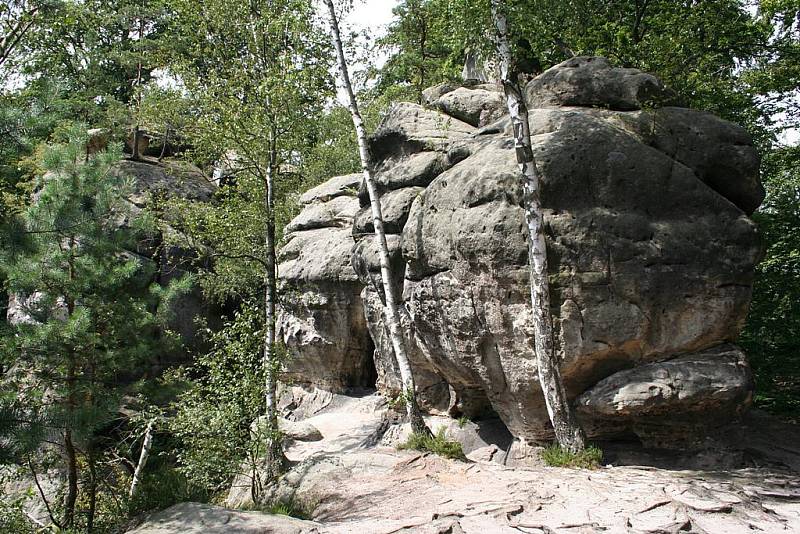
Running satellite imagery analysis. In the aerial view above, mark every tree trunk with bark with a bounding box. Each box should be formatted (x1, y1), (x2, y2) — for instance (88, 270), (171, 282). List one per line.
(324, 0), (430, 437)
(62, 426), (78, 527)
(63, 258), (79, 527)
(260, 128), (289, 487)
(129, 421), (154, 498)
(87, 449), (98, 532)
(490, 0), (587, 453)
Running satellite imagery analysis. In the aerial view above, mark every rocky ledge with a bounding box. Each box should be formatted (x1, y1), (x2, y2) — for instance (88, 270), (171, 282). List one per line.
(277, 56), (764, 449)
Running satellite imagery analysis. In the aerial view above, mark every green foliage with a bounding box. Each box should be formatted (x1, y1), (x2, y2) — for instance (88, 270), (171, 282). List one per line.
(0, 130), (187, 528)
(457, 415), (469, 428)
(541, 444), (603, 469)
(16, 0), (169, 127)
(127, 465), (209, 517)
(372, 0), (467, 101)
(301, 105), (362, 188)
(244, 496), (316, 520)
(168, 302), (266, 492)
(399, 427), (467, 460)
(742, 146), (800, 421)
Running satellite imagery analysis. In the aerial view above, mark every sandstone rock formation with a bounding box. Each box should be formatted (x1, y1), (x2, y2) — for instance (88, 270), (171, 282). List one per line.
(278, 173), (377, 391)
(277, 57), (764, 448)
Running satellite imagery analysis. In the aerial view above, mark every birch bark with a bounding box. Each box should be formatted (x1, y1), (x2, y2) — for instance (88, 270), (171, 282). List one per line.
(129, 421), (154, 498)
(490, 0), (587, 453)
(324, 0), (430, 436)
(261, 126), (289, 482)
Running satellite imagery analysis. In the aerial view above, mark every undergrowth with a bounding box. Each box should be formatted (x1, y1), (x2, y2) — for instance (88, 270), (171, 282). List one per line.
(246, 497), (316, 520)
(398, 427), (466, 460)
(266, 499), (315, 520)
(541, 444), (603, 469)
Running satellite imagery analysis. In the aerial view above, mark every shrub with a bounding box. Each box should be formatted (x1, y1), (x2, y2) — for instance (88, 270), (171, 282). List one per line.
(541, 444), (603, 469)
(128, 465), (210, 516)
(398, 427), (466, 461)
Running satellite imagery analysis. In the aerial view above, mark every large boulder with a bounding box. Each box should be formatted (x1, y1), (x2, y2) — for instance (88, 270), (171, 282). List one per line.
(277, 57), (763, 447)
(525, 56), (679, 111)
(422, 82), (506, 127)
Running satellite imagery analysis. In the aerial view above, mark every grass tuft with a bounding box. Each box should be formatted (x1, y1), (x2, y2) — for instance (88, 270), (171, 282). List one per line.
(246, 496), (316, 520)
(541, 444), (603, 469)
(398, 427), (467, 460)
(267, 501), (309, 519)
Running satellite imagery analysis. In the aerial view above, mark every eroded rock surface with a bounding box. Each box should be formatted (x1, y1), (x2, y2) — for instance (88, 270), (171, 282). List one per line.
(127, 502), (318, 534)
(278, 176), (375, 392)
(277, 56), (764, 446)
(210, 393), (800, 534)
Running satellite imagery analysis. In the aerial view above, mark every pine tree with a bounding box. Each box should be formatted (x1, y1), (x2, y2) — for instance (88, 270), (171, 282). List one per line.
(0, 128), (186, 528)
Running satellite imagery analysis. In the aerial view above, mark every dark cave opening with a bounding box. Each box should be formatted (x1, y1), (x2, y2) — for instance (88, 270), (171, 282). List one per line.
(361, 334), (378, 389)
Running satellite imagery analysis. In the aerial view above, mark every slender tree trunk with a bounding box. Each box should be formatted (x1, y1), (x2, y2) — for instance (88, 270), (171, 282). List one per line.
(158, 127), (169, 161)
(129, 421), (154, 498)
(261, 128), (289, 486)
(28, 458), (61, 529)
(87, 449), (97, 533)
(324, 0), (430, 437)
(63, 422), (78, 527)
(63, 259), (79, 526)
(490, 0), (586, 453)
(132, 18), (145, 161)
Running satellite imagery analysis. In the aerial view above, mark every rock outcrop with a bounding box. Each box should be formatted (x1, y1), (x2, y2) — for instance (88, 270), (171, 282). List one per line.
(278, 174), (376, 391)
(277, 57), (764, 447)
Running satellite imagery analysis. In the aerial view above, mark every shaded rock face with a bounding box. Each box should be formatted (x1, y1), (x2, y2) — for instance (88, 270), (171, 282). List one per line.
(116, 159), (219, 356)
(6, 158), (220, 357)
(277, 57), (763, 446)
(277, 174), (377, 392)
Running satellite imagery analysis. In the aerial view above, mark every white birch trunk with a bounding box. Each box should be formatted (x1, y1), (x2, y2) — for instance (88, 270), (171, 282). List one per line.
(129, 421), (154, 498)
(490, 0), (587, 453)
(262, 127), (289, 482)
(324, 0), (430, 436)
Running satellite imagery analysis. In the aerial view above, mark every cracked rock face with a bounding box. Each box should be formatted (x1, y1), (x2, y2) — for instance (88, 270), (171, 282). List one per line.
(277, 57), (763, 446)
(278, 175), (377, 392)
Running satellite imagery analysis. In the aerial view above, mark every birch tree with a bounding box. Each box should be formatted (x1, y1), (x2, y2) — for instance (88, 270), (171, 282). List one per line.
(324, 0), (431, 437)
(128, 421), (154, 498)
(490, 0), (587, 453)
(165, 0), (330, 491)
